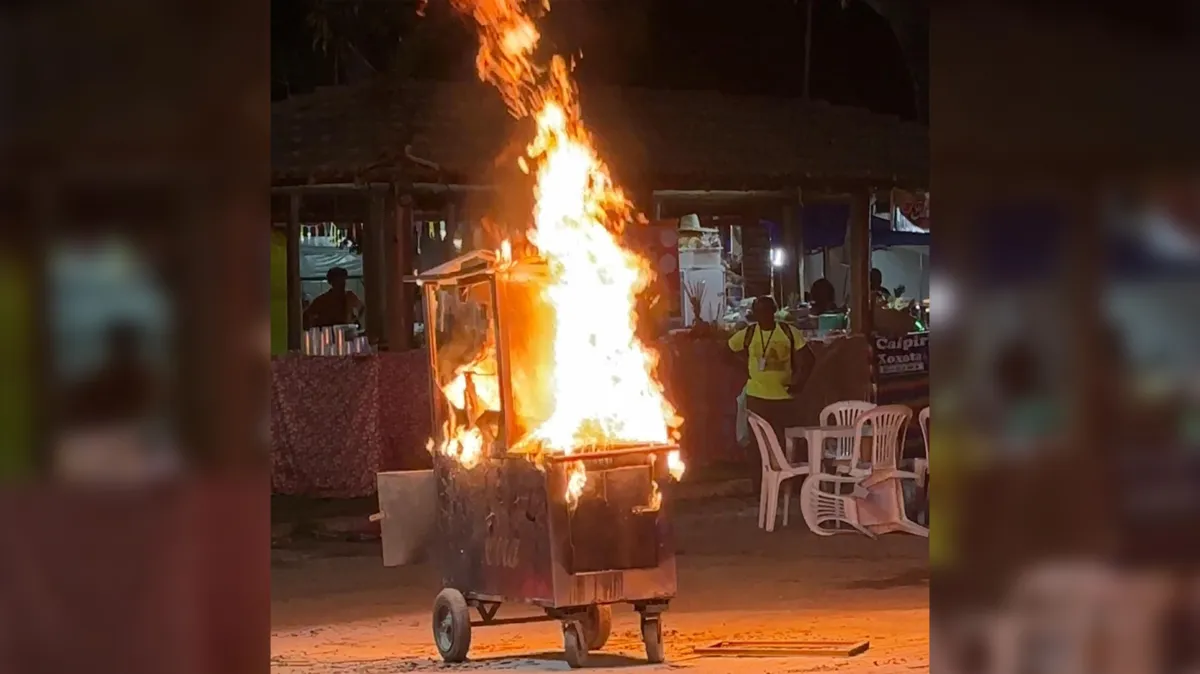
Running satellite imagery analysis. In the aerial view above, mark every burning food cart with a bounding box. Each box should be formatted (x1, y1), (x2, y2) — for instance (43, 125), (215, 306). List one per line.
(411, 248), (683, 668)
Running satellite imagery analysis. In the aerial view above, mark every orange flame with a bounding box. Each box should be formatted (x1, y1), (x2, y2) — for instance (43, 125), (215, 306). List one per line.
(447, 0), (683, 503)
(428, 424), (485, 469)
(442, 348), (502, 414)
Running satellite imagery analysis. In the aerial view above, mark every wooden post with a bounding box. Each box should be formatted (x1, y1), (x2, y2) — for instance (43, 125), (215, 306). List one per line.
(444, 201), (458, 259)
(795, 188), (805, 296)
(780, 201), (799, 303)
(847, 189), (872, 335)
(286, 192), (302, 351)
(741, 207), (772, 300)
(29, 177), (56, 474)
(364, 187), (386, 345)
(399, 194), (415, 349)
(382, 187), (401, 351)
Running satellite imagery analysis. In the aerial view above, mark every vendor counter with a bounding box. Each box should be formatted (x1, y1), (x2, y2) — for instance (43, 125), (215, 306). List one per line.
(270, 350), (432, 498)
(269, 333), (887, 498)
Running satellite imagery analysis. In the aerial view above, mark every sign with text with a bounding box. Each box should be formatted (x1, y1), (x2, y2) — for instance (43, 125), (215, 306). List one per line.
(874, 331), (929, 378)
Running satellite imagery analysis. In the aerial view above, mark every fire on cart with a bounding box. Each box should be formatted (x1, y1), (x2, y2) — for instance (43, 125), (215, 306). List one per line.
(409, 247), (684, 668)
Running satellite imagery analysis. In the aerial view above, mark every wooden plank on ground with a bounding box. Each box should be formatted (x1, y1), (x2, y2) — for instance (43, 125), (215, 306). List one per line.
(692, 639), (870, 657)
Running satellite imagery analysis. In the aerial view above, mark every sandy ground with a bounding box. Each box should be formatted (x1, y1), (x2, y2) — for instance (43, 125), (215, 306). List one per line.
(271, 496), (929, 673)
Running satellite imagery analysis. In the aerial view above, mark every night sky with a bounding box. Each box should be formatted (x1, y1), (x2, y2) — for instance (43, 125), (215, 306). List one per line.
(273, 0), (919, 120)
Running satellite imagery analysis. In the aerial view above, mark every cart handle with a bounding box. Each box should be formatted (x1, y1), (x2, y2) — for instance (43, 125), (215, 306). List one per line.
(544, 445), (680, 464)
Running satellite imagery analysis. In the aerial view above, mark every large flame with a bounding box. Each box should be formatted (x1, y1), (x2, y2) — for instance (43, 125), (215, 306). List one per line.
(441, 0), (683, 502)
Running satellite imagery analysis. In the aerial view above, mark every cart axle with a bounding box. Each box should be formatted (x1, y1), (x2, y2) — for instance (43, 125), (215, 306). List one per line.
(470, 614), (556, 628)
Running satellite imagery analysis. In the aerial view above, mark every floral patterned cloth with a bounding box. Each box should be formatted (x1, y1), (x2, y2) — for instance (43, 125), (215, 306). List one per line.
(270, 351), (432, 497)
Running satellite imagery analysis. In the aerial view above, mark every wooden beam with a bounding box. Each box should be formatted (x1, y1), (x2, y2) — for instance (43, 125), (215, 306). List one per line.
(847, 190), (873, 336)
(411, 182), (495, 194)
(271, 183), (378, 195)
(653, 189), (791, 200)
(286, 192), (302, 351)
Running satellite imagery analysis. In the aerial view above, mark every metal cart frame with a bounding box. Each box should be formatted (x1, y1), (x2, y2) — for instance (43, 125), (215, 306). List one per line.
(411, 251), (678, 668)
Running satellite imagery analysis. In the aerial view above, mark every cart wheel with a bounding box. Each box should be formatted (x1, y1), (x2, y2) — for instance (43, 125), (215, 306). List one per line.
(432, 588), (472, 663)
(641, 616), (665, 664)
(581, 604), (612, 650)
(563, 620), (589, 668)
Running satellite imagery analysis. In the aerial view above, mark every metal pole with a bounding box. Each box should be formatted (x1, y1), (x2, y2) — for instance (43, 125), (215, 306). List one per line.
(803, 0), (814, 100)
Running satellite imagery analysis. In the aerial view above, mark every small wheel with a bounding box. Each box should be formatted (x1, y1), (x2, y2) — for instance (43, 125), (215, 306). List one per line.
(581, 604), (612, 650)
(563, 621), (589, 668)
(432, 588), (472, 663)
(641, 616), (664, 664)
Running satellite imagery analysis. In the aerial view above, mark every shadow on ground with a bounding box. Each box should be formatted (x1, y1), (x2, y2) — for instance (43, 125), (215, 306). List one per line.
(841, 567), (929, 590)
(465, 652), (649, 669)
(357, 652), (649, 671)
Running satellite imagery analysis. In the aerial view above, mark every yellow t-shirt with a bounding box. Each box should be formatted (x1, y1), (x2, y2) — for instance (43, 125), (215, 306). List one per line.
(728, 323), (805, 400)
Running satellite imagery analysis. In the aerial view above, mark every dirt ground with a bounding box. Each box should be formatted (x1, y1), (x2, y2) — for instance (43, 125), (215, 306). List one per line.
(271, 496), (929, 673)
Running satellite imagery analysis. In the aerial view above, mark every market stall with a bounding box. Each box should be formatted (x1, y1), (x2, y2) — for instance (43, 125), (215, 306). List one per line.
(270, 74), (928, 498)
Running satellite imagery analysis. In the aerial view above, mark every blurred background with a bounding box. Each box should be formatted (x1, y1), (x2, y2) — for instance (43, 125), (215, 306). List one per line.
(931, 4), (1200, 671)
(0, 1), (267, 672)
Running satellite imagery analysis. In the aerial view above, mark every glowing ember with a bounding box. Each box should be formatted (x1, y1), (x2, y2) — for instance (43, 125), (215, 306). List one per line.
(667, 450), (686, 481)
(446, 0), (684, 503)
(428, 424), (485, 469)
(633, 481), (663, 514)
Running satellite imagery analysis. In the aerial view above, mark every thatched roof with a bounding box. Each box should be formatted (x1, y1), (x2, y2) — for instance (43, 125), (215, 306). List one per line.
(272, 78), (927, 189)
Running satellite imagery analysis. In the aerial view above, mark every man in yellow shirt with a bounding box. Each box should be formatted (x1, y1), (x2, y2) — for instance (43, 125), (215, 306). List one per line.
(729, 296), (813, 491)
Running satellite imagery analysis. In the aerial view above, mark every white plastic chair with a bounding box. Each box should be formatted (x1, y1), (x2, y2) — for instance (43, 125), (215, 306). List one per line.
(860, 474), (929, 537)
(850, 405), (913, 474)
(846, 405), (927, 537)
(917, 406), (931, 460)
(798, 474), (875, 537)
(820, 400), (877, 463)
(915, 406), (930, 488)
(747, 412), (810, 532)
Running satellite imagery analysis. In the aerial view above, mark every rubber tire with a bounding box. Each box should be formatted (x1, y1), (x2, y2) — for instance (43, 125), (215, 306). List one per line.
(563, 621), (589, 668)
(582, 604), (612, 650)
(642, 617), (664, 664)
(432, 588), (472, 663)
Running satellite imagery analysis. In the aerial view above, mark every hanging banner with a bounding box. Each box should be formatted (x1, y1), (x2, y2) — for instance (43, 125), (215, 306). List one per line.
(892, 189), (930, 231)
